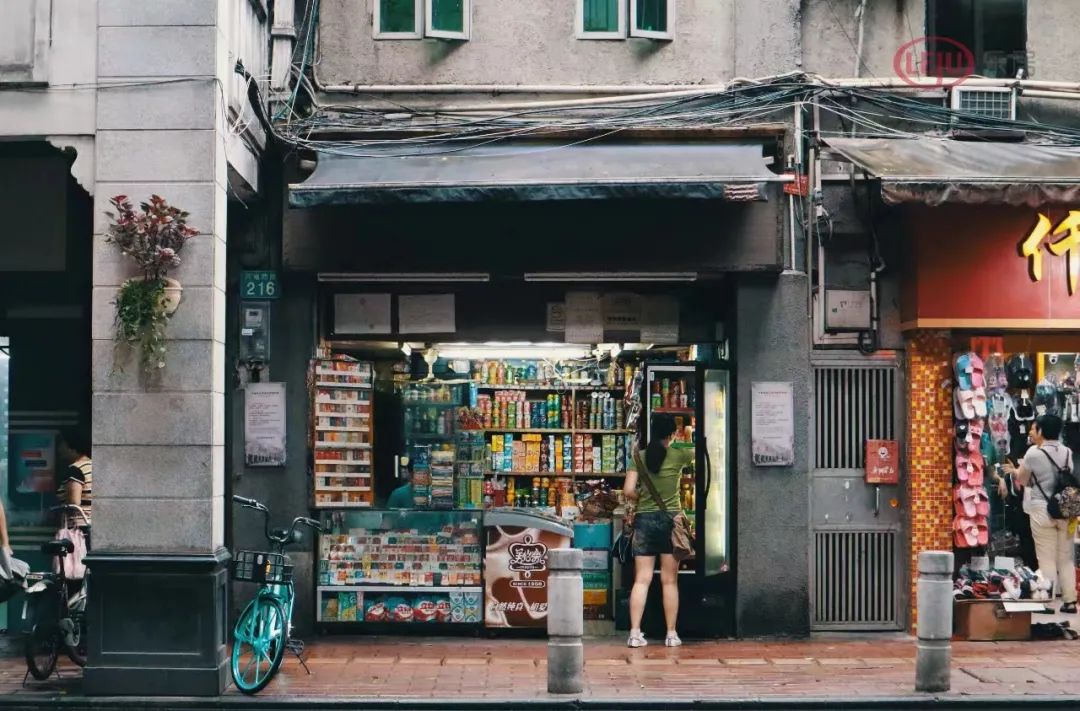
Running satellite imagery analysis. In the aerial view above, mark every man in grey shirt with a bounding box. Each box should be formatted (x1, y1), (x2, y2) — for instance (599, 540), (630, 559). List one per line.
(1004, 414), (1077, 613)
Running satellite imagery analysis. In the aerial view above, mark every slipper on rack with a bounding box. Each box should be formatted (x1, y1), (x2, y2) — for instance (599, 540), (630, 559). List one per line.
(955, 389), (978, 420)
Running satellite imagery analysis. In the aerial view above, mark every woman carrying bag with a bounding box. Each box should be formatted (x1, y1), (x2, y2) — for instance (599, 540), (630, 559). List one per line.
(622, 415), (693, 648)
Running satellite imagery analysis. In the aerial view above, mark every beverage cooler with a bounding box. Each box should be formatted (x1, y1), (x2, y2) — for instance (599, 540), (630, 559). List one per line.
(630, 362), (733, 637)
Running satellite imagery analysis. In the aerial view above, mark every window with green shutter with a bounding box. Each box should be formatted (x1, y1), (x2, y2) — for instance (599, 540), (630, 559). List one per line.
(631, 0), (673, 40)
(428, 0), (469, 39)
(375, 0), (420, 38)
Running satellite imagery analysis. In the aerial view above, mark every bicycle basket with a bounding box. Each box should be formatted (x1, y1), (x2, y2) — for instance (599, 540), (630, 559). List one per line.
(231, 551), (292, 584)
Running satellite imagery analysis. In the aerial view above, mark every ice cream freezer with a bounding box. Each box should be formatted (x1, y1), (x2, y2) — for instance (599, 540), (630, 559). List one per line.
(315, 508), (575, 631)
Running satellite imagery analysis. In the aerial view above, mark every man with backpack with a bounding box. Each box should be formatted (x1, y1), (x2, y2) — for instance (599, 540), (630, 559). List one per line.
(1004, 414), (1078, 613)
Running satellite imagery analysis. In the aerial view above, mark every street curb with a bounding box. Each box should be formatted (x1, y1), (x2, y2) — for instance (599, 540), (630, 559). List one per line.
(2, 696), (1080, 710)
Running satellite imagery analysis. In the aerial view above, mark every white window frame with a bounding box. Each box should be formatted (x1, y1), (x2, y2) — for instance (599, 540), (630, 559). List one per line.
(629, 0), (674, 41)
(373, 0), (423, 40)
(576, 0), (627, 40)
(425, 0), (471, 41)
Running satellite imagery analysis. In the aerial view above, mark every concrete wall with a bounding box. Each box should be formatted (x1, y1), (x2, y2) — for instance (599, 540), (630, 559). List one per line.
(734, 272), (811, 636)
(317, 0), (738, 87)
(91, 0), (230, 554)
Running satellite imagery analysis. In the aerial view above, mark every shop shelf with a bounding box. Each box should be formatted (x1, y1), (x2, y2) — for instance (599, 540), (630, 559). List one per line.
(315, 381), (372, 389)
(407, 432), (454, 440)
(475, 384), (624, 392)
(575, 429), (633, 435)
(489, 471), (627, 477)
(482, 427), (573, 434)
(315, 366), (371, 376)
(318, 584), (482, 593)
(315, 486), (372, 492)
(316, 426), (371, 433)
(314, 442), (372, 449)
(314, 459), (371, 466)
(313, 501), (372, 508)
(652, 407), (694, 415)
(314, 409), (370, 418)
(314, 396), (369, 405)
(403, 401), (459, 408)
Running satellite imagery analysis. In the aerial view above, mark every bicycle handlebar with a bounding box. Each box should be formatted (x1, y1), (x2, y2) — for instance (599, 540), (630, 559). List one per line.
(231, 496), (322, 548)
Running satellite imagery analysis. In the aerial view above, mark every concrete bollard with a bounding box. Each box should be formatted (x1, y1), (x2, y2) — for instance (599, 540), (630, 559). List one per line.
(915, 551), (954, 693)
(547, 547), (583, 694)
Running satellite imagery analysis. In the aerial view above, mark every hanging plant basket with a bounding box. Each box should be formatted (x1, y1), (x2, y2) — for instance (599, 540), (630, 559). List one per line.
(106, 195), (199, 378)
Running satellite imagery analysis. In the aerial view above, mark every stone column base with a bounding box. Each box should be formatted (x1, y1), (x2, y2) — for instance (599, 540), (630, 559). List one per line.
(84, 548), (230, 696)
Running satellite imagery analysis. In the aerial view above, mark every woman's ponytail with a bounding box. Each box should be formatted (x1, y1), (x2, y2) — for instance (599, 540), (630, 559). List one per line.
(644, 415), (677, 473)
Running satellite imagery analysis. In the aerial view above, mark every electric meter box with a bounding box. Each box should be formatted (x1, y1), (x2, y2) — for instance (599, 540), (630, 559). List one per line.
(824, 289), (872, 332)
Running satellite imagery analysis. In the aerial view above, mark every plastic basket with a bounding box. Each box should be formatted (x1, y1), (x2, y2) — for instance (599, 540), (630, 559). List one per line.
(231, 551), (292, 584)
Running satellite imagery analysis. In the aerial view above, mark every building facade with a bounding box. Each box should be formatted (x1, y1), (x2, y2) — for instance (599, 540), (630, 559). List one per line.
(2, 0), (1079, 696)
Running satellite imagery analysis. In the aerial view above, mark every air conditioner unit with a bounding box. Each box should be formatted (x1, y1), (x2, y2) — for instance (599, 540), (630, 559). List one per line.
(950, 86), (1017, 121)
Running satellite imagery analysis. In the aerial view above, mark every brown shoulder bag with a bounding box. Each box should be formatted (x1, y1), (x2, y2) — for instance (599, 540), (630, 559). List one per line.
(633, 450), (695, 562)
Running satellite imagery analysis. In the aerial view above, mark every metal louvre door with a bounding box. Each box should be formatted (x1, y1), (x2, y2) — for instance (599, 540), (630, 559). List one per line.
(810, 353), (903, 630)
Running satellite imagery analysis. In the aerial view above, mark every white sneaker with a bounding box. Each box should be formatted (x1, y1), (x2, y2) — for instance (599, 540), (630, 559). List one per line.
(664, 632), (682, 647)
(627, 632), (648, 648)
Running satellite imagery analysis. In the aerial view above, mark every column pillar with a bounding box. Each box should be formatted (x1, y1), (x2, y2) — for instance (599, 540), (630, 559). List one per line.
(905, 331), (954, 633)
(85, 0), (230, 696)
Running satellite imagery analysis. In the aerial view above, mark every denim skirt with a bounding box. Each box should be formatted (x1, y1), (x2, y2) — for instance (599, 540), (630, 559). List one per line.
(632, 511), (673, 556)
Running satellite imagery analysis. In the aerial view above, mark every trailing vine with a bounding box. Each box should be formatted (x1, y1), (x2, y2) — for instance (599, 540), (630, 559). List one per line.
(105, 194), (199, 379)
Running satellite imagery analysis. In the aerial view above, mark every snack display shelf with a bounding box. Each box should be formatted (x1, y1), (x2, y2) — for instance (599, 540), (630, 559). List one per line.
(486, 471), (627, 478)
(314, 459), (371, 466)
(317, 486), (372, 492)
(318, 585), (482, 594)
(315, 381), (372, 389)
(475, 384), (623, 392)
(478, 428), (630, 435)
(314, 442), (372, 449)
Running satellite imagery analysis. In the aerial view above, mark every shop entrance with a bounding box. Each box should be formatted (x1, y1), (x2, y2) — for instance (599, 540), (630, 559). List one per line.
(308, 280), (736, 638)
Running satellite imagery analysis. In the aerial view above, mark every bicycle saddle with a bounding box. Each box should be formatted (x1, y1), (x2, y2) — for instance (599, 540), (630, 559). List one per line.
(42, 539), (74, 556)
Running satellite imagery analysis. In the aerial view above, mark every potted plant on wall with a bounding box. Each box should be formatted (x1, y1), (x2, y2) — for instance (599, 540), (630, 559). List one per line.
(106, 194), (199, 378)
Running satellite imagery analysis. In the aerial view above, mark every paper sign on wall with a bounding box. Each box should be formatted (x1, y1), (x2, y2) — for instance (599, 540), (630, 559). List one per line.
(865, 439), (900, 484)
(640, 295), (679, 344)
(565, 292), (602, 344)
(245, 382), (286, 467)
(602, 292), (641, 331)
(546, 302), (566, 332)
(398, 294), (456, 334)
(751, 381), (794, 467)
(334, 293), (391, 334)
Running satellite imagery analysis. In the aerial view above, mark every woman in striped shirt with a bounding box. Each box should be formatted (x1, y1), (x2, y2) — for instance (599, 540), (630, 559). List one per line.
(57, 428), (92, 528)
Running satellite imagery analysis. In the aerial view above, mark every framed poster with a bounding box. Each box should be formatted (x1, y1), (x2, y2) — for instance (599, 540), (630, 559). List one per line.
(751, 382), (794, 467)
(10, 431), (57, 500)
(245, 382), (286, 466)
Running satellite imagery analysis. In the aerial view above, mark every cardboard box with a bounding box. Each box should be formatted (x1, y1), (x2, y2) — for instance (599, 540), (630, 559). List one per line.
(583, 589), (608, 606)
(582, 550), (609, 570)
(954, 600), (1031, 641)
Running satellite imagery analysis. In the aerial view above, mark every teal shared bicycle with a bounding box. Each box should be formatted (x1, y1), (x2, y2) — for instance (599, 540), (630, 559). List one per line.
(230, 495), (321, 694)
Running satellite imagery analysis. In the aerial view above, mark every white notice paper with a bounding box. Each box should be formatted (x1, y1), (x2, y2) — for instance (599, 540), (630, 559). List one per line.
(639, 295), (679, 344)
(398, 294), (456, 334)
(565, 292), (603, 344)
(751, 381), (794, 467)
(245, 382), (286, 467)
(334, 293), (391, 334)
(602, 292), (641, 331)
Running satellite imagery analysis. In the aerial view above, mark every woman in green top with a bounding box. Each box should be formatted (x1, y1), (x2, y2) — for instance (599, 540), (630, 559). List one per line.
(622, 415), (690, 648)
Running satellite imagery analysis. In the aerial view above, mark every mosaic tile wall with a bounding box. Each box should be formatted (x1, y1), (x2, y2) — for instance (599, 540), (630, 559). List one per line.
(906, 331), (955, 631)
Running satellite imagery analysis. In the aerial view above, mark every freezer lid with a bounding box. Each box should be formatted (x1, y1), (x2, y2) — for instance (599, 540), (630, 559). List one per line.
(484, 508), (574, 537)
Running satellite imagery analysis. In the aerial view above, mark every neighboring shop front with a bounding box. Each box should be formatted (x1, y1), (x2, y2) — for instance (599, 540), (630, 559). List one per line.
(826, 136), (1080, 636)
(229, 132), (813, 642)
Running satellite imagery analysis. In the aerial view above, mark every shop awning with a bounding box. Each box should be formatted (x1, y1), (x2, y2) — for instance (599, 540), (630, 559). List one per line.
(822, 137), (1080, 207)
(289, 141), (785, 206)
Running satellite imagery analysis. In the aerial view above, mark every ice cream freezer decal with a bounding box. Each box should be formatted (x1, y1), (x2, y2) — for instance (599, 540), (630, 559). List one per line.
(483, 512), (573, 629)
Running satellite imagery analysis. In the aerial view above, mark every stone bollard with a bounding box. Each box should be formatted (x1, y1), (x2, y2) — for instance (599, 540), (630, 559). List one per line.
(547, 548), (583, 694)
(915, 551), (954, 693)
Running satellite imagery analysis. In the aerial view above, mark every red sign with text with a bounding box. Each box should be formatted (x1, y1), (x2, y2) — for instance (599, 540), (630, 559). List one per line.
(865, 440), (900, 485)
(902, 206), (1080, 329)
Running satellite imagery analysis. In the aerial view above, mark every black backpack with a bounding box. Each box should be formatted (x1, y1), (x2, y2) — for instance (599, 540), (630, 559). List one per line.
(1032, 448), (1080, 520)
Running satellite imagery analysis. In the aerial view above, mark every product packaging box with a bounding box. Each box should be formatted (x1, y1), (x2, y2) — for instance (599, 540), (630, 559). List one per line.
(583, 589), (608, 606)
(583, 570), (611, 591)
(954, 600), (1032, 641)
(581, 549), (609, 571)
(574, 522), (612, 550)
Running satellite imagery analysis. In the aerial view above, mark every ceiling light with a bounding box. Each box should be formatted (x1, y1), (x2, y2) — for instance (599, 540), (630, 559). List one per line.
(318, 273), (490, 283)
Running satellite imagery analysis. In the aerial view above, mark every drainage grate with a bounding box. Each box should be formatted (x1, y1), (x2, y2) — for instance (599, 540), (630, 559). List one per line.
(813, 366), (897, 470)
(813, 530), (898, 628)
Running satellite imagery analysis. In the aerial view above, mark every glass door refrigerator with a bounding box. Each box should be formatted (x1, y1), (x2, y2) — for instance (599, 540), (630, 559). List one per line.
(643, 362), (733, 637)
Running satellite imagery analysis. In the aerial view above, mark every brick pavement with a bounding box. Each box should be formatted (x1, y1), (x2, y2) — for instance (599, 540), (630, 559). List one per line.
(1, 634), (1080, 706)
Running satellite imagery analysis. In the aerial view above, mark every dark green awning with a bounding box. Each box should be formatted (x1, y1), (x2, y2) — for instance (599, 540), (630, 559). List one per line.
(289, 141), (785, 206)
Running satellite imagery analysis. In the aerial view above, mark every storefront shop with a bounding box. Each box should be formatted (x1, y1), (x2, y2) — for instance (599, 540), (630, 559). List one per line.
(229, 133), (814, 640)
(825, 135), (1080, 636)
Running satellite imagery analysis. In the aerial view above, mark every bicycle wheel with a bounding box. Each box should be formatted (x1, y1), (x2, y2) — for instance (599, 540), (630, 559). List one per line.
(24, 623), (59, 681)
(63, 613), (87, 667)
(230, 595), (287, 694)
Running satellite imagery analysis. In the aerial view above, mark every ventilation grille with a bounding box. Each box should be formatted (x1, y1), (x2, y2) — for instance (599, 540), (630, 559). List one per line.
(952, 87), (1016, 121)
(813, 366), (896, 470)
(814, 530), (898, 627)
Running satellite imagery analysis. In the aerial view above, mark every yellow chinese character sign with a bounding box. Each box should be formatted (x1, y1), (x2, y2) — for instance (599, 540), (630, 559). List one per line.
(1021, 212), (1080, 295)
